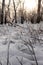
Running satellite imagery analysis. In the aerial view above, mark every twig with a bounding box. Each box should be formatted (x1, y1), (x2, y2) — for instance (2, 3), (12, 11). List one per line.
(7, 40), (10, 65)
(20, 35), (38, 65)
(0, 61), (2, 65)
(16, 57), (23, 65)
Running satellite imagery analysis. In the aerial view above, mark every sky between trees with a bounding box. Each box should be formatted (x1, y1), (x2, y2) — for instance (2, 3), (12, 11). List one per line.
(0, 0), (43, 13)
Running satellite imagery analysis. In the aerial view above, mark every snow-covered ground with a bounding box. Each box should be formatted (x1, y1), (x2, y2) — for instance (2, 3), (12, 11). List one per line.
(0, 23), (43, 65)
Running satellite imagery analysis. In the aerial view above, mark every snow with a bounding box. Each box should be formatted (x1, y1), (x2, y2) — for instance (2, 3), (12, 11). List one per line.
(0, 23), (43, 65)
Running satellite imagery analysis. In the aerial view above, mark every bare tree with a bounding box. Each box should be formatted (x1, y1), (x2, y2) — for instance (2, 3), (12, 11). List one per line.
(5, 0), (11, 24)
(12, 0), (21, 23)
(37, 0), (41, 23)
(21, 1), (24, 24)
(1, 0), (5, 24)
(13, 0), (17, 23)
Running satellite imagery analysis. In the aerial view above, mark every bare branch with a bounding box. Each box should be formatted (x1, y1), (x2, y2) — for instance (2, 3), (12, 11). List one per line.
(16, 57), (23, 65)
(0, 61), (2, 65)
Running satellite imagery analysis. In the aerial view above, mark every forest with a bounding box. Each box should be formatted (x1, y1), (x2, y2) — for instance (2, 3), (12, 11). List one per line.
(0, 0), (43, 24)
(0, 0), (43, 65)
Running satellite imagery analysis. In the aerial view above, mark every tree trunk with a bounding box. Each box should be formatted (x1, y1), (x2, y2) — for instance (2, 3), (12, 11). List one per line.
(5, 0), (11, 24)
(37, 0), (41, 23)
(21, 2), (24, 24)
(1, 0), (5, 24)
(13, 0), (17, 23)
(15, 10), (17, 23)
(21, 11), (24, 24)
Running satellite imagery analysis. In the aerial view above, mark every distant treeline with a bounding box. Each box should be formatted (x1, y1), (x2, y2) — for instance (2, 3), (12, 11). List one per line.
(0, 0), (43, 24)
